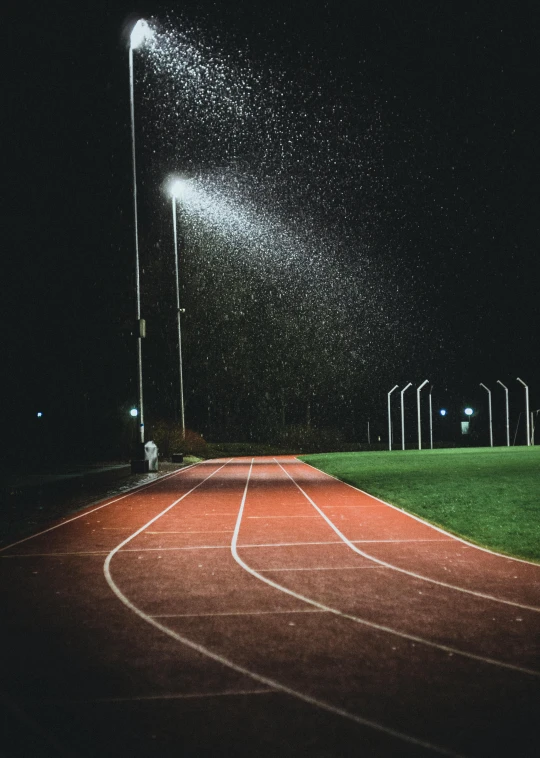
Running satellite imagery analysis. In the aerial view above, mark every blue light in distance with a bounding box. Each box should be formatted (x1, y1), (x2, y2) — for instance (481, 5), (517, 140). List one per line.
(36, 412), (43, 418)
(464, 407), (473, 416)
(439, 409), (447, 416)
(130, 408), (138, 417)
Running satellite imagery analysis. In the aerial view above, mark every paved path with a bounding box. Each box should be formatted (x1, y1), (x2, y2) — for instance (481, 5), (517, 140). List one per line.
(1, 458), (539, 757)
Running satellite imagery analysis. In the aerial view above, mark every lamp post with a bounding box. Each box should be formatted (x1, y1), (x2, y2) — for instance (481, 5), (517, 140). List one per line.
(170, 183), (186, 440)
(129, 19), (153, 446)
(496, 380), (510, 447)
(401, 382), (412, 451)
(387, 385), (399, 451)
(428, 385), (433, 450)
(517, 377), (530, 446)
(479, 383), (493, 447)
(416, 379), (429, 450)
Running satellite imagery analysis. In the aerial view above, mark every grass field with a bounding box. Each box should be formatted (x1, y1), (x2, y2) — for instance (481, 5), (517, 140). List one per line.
(300, 446), (540, 562)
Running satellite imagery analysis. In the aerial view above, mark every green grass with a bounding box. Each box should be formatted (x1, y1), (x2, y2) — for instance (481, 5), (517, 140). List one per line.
(300, 447), (540, 562)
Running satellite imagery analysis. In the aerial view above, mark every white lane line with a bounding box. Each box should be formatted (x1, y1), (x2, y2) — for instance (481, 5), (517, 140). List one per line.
(353, 539), (455, 543)
(320, 505), (385, 509)
(230, 462), (467, 757)
(44, 688), (275, 704)
(152, 609), (327, 618)
(233, 462), (540, 678)
(300, 458), (540, 568)
(247, 515), (320, 519)
(105, 459), (464, 758)
(0, 463), (202, 553)
(258, 566), (386, 572)
(1, 551), (110, 558)
(145, 530), (235, 534)
(278, 460), (540, 613)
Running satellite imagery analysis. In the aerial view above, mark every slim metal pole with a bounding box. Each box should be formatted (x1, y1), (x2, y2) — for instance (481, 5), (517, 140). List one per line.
(172, 197), (186, 440)
(479, 383), (493, 446)
(517, 378), (530, 445)
(429, 385), (433, 450)
(496, 380), (510, 447)
(401, 382), (412, 451)
(129, 44), (144, 445)
(417, 379), (429, 450)
(387, 385), (399, 451)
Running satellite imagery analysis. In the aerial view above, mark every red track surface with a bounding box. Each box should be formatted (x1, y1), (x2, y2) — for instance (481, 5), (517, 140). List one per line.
(1, 457), (539, 757)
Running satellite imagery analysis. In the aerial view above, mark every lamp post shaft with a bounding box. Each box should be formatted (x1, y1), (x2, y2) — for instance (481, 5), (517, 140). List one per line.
(517, 378), (530, 446)
(129, 46), (144, 445)
(417, 380), (429, 450)
(497, 381), (510, 447)
(429, 387), (433, 450)
(172, 197), (186, 440)
(387, 385), (398, 451)
(401, 383), (412, 451)
(480, 383), (493, 447)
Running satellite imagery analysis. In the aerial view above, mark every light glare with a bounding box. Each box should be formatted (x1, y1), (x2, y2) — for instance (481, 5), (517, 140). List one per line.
(130, 408), (138, 417)
(169, 178), (191, 199)
(439, 409), (447, 416)
(464, 407), (473, 416)
(130, 19), (153, 50)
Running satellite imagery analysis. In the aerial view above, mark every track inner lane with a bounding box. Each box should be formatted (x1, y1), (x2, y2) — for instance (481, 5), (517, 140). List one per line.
(231, 460), (539, 676)
(104, 458), (465, 757)
(276, 458), (540, 612)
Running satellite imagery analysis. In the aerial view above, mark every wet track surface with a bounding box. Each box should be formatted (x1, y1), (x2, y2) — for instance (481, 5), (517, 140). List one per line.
(1, 458), (539, 757)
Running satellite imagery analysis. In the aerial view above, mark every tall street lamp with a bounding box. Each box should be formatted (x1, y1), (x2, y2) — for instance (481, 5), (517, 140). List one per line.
(387, 385), (399, 451)
(496, 380), (510, 447)
(170, 180), (187, 440)
(129, 19), (153, 447)
(400, 382), (412, 451)
(479, 383), (493, 447)
(416, 379), (429, 450)
(517, 377), (530, 446)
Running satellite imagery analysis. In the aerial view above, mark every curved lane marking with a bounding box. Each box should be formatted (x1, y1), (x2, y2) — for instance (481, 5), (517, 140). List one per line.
(104, 458), (465, 758)
(231, 461), (539, 678)
(280, 459), (540, 612)
(0, 462), (202, 553)
(299, 458), (540, 568)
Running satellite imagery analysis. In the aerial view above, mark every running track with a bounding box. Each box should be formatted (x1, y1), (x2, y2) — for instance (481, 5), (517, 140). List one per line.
(1, 457), (539, 757)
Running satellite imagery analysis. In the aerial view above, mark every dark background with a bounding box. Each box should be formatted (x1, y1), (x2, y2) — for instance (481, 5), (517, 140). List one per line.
(4, 0), (539, 464)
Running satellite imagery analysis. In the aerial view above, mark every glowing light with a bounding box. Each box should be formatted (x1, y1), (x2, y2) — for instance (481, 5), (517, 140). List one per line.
(439, 409), (447, 416)
(464, 407), (473, 416)
(168, 177), (191, 199)
(130, 408), (139, 417)
(37, 412), (43, 418)
(130, 19), (154, 50)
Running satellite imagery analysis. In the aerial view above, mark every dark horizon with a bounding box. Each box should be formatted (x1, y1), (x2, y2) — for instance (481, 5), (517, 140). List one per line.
(4, 0), (539, 463)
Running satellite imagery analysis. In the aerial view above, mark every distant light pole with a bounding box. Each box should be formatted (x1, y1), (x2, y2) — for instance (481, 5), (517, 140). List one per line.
(532, 410), (539, 445)
(416, 379), (429, 450)
(479, 383), (493, 447)
(428, 385), (433, 450)
(496, 380), (510, 447)
(387, 385), (399, 451)
(401, 382), (412, 451)
(129, 19), (153, 445)
(517, 377), (531, 446)
(170, 182), (186, 439)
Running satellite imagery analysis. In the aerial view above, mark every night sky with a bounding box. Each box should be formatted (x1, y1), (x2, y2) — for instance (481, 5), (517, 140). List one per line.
(5, 0), (540, 461)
